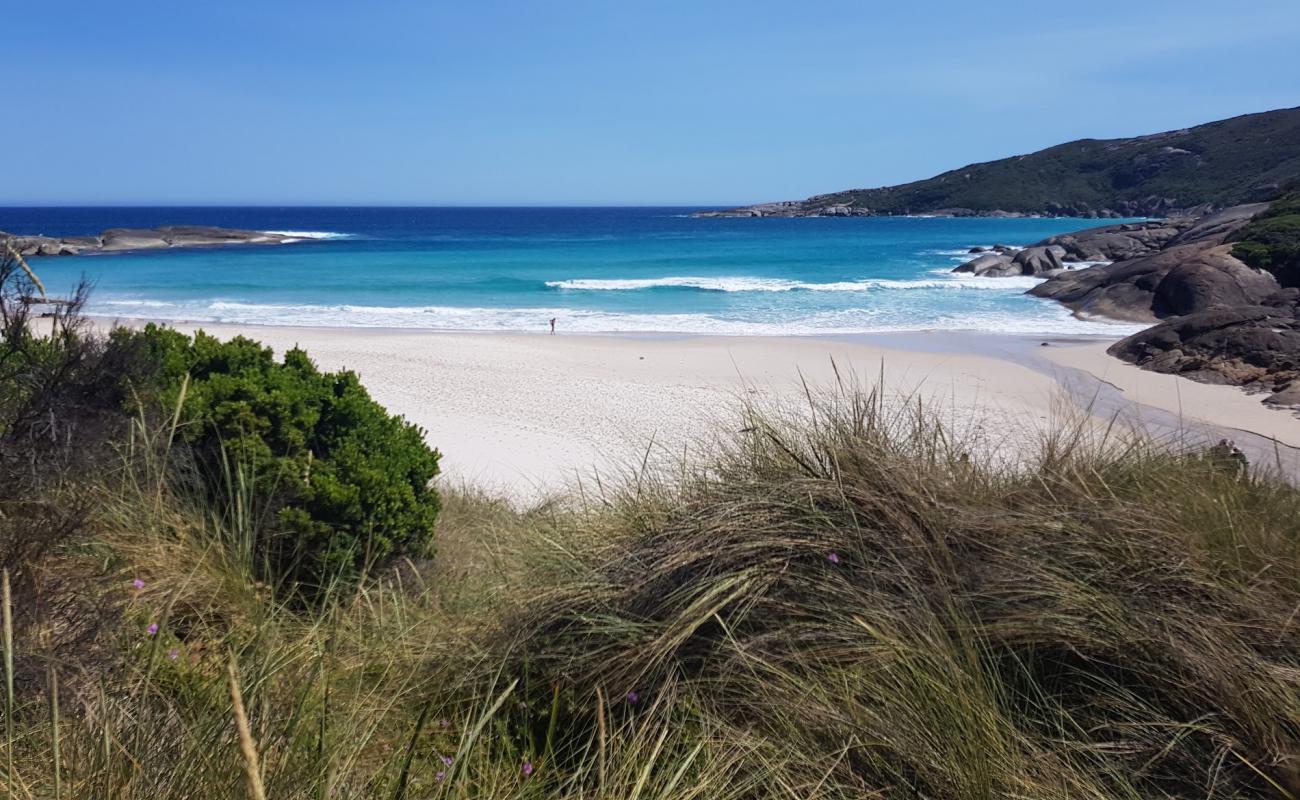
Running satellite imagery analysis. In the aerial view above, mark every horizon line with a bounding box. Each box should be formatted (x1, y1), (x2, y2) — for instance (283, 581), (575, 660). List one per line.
(0, 202), (747, 210)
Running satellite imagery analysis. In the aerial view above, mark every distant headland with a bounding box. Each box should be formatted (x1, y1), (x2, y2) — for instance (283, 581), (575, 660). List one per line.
(697, 106), (1300, 219)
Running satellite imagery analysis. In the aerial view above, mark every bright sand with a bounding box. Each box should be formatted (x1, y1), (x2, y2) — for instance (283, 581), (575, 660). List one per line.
(101, 321), (1300, 501)
(1040, 340), (1300, 450)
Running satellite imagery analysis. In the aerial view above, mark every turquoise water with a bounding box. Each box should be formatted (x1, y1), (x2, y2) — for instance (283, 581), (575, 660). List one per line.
(6, 207), (1144, 335)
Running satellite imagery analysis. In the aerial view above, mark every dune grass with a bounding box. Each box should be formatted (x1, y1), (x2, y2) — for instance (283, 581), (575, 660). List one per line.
(1, 380), (1298, 799)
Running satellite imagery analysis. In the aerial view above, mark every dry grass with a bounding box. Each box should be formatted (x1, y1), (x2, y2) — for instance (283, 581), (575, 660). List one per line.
(1, 383), (1298, 798)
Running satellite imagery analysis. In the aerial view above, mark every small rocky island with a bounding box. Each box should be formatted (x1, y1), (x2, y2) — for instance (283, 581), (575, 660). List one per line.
(1, 225), (309, 256)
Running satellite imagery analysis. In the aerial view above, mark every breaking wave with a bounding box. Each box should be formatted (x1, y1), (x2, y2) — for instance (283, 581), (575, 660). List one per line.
(545, 275), (1047, 292)
(263, 230), (354, 240)
(91, 297), (1145, 336)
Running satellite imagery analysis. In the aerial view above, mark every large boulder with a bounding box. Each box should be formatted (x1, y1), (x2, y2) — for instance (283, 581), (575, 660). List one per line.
(1011, 245), (1066, 275)
(1029, 240), (1280, 322)
(1151, 246), (1282, 317)
(953, 252), (1020, 277)
(1107, 289), (1300, 405)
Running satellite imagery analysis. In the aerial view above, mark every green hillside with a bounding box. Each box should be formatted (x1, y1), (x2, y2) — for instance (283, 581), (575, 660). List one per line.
(1232, 188), (1300, 287)
(780, 107), (1300, 217)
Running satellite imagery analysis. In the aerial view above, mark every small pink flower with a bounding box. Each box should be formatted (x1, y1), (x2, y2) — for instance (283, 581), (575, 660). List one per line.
(827, 552), (840, 564)
(522, 760), (534, 777)
(439, 718), (450, 728)
(168, 649), (179, 661)
(441, 755), (453, 766)
(435, 771), (445, 782)
(132, 579), (145, 590)
(626, 690), (639, 704)
(146, 623), (159, 636)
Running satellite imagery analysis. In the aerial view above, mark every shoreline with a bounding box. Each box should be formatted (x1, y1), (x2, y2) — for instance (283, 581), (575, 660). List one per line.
(88, 316), (1300, 500)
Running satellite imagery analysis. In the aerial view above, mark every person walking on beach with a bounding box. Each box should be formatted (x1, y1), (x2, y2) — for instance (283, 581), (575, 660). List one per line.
(549, 317), (556, 335)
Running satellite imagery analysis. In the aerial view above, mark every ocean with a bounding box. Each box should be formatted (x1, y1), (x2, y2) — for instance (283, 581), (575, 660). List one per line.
(4, 207), (1145, 336)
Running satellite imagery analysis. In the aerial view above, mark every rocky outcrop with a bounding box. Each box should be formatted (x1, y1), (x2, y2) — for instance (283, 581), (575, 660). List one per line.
(695, 200), (874, 218)
(1027, 204), (1276, 321)
(974, 205), (1269, 270)
(1028, 241), (1279, 322)
(955, 199), (1269, 281)
(1, 226), (306, 256)
(1029, 200), (1299, 409)
(1164, 203), (1270, 248)
(953, 245), (1071, 277)
(955, 252), (1017, 277)
(1107, 289), (1300, 406)
(1029, 219), (1191, 262)
(1152, 247), (1281, 317)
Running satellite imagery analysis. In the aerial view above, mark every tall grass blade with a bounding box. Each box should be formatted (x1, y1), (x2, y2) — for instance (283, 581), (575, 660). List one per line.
(228, 654), (268, 800)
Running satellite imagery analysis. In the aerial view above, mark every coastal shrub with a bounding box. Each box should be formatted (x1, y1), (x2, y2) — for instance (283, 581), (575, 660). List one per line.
(122, 324), (441, 593)
(1232, 190), (1300, 287)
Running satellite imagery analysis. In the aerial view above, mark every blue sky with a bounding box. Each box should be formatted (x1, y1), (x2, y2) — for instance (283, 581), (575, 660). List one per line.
(4, 0), (1298, 205)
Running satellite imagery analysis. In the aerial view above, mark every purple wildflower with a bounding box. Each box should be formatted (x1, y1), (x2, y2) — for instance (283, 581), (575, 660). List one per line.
(441, 755), (453, 766)
(626, 690), (639, 704)
(439, 718), (450, 728)
(522, 760), (534, 777)
(132, 578), (145, 590)
(168, 649), (179, 661)
(435, 771), (445, 782)
(146, 622), (159, 636)
(827, 552), (840, 564)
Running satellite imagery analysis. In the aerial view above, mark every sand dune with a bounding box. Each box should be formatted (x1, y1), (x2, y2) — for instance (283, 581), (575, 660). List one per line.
(87, 322), (1298, 501)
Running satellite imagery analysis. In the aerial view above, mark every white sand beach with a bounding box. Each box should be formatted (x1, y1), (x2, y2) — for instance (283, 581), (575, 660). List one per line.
(1041, 340), (1300, 449)
(97, 321), (1300, 501)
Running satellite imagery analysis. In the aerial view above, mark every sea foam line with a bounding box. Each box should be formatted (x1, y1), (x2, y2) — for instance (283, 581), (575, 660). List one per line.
(90, 297), (1145, 336)
(263, 230), (354, 240)
(545, 275), (1047, 292)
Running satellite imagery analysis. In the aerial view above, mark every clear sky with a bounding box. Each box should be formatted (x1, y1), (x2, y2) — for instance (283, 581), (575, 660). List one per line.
(4, 0), (1298, 206)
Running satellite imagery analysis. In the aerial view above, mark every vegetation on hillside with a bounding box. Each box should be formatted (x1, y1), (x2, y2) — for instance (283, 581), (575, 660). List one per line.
(1, 257), (1297, 798)
(1233, 190), (1300, 288)
(796, 106), (1300, 216)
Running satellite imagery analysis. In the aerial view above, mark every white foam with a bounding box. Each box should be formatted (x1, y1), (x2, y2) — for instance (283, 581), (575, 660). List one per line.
(100, 298), (174, 308)
(923, 247), (1023, 257)
(90, 297), (1146, 337)
(546, 275), (1050, 293)
(263, 230), (353, 240)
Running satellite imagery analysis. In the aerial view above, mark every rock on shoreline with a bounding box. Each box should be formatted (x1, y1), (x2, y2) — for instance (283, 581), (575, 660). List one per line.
(948, 200), (1297, 410)
(1, 226), (308, 256)
(1024, 202), (1299, 409)
(1025, 205), (1276, 321)
(1107, 289), (1300, 406)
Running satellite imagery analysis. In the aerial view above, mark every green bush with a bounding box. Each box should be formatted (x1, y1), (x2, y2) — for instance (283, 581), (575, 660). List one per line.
(122, 324), (441, 591)
(1232, 190), (1300, 288)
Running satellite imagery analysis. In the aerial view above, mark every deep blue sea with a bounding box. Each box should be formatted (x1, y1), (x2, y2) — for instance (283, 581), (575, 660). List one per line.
(3, 207), (1144, 335)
